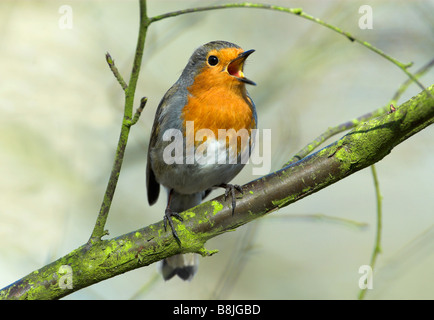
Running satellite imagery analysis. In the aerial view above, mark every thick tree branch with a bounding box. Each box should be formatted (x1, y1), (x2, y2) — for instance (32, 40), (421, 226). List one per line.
(1, 85), (432, 300)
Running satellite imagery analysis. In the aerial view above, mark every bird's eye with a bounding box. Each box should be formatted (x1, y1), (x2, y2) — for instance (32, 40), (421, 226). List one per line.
(208, 55), (219, 66)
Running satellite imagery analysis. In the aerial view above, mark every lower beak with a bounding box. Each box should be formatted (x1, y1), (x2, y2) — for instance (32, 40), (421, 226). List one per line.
(227, 49), (256, 86)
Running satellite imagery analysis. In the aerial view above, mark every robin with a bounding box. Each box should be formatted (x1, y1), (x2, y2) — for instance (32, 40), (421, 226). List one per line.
(146, 40), (257, 281)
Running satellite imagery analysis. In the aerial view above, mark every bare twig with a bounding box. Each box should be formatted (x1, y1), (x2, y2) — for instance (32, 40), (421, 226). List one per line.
(89, 0), (149, 243)
(149, 2), (427, 92)
(358, 164), (383, 300)
(106, 52), (128, 91)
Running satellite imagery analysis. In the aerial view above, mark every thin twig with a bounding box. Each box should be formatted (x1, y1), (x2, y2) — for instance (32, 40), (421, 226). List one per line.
(358, 164), (382, 300)
(282, 57), (434, 168)
(106, 52), (128, 91)
(390, 58), (434, 104)
(148, 2), (426, 92)
(89, 0), (149, 243)
(129, 97), (147, 127)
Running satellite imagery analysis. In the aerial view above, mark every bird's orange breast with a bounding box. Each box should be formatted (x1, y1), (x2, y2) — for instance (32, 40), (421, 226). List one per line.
(182, 67), (255, 139)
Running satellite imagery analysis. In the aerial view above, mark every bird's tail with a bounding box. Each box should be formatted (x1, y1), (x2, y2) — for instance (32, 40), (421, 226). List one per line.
(159, 191), (204, 281)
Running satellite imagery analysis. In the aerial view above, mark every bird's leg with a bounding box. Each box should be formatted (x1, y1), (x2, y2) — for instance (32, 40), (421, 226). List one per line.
(164, 189), (183, 244)
(218, 183), (243, 215)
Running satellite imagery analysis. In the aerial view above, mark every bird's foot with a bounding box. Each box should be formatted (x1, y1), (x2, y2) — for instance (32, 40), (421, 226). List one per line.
(218, 183), (243, 215)
(164, 208), (183, 244)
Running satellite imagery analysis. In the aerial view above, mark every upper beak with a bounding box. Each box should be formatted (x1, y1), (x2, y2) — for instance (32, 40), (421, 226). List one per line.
(227, 49), (256, 86)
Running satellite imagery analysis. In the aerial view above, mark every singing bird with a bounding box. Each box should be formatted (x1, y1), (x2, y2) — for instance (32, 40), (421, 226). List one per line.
(146, 41), (256, 280)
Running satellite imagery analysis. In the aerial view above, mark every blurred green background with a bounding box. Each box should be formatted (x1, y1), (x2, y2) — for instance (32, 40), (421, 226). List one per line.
(0, 0), (433, 299)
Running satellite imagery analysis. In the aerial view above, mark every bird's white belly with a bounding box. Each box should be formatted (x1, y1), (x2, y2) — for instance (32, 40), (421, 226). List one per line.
(155, 137), (250, 194)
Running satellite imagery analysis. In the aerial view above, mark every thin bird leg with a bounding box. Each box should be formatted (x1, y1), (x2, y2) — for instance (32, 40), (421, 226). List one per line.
(164, 189), (183, 244)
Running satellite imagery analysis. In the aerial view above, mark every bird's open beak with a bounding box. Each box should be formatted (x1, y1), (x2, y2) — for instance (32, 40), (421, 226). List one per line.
(227, 49), (256, 86)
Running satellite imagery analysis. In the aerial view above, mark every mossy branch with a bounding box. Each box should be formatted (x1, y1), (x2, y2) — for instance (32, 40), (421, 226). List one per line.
(2, 0), (433, 300)
(1, 85), (433, 300)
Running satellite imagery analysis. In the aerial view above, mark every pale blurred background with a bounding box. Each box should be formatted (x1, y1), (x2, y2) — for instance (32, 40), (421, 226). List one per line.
(0, 0), (433, 299)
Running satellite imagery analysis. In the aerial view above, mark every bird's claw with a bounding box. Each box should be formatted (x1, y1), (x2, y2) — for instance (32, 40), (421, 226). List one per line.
(220, 183), (243, 215)
(164, 208), (183, 244)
